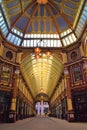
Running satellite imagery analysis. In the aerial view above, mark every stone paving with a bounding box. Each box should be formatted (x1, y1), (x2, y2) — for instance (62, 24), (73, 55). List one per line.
(0, 117), (87, 130)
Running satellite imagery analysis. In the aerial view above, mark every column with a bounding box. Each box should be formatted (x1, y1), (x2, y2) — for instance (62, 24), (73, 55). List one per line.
(8, 68), (19, 123)
(64, 67), (74, 122)
(37, 105), (40, 116)
(36, 102), (40, 116)
(19, 101), (24, 120)
(0, 41), (4, 56)
(83, 61), (87, 83)
(27, 104), (29, 117)
(41, 100), (44, 116)
(16, 98), (19, 120)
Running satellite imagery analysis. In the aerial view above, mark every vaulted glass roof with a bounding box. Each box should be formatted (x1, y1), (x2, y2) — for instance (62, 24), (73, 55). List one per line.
(21, 52), (63, 98)
(0, 0), (87, 48)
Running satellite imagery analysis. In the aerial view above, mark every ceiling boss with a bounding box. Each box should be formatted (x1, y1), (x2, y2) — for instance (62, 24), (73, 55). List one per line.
(37, 0), (48, 4)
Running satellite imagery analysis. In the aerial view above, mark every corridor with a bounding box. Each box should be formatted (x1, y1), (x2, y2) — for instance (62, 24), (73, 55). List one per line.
(0, 117), (87, 130)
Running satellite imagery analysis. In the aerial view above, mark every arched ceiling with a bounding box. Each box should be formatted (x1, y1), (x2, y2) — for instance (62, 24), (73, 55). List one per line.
(20, 52), (63, 98)
(0, 0), (87, 47)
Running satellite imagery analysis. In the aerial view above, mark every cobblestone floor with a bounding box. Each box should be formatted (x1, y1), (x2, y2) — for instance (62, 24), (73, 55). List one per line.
(0, 117), (87, 130)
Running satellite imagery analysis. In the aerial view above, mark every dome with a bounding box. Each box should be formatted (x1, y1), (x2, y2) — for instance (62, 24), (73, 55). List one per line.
(0, 0), (87, 48)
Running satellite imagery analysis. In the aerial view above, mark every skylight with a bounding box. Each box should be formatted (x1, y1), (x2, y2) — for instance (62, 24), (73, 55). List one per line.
(0, 0), (87, 48)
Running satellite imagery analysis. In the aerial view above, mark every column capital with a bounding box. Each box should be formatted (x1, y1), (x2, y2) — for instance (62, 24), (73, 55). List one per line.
(13, 68), (20, 78)
(83, 60), (87, 70)
(64, 67), (69, 76)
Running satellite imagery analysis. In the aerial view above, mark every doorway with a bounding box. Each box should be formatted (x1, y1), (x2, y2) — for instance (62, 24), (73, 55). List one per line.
(72, 93), (87, 122)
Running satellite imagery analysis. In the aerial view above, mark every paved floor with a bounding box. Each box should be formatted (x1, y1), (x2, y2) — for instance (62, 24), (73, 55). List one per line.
(0, 117), (87, 130)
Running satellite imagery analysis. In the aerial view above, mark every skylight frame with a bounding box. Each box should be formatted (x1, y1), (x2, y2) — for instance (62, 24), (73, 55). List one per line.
(0, 1), (86, 48)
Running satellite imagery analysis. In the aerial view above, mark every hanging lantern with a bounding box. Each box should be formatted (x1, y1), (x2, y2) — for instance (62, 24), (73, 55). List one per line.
(34, 39), (52, 59)
(35, 54), (41, 59)
(46, 50), (52, 57)
(34, 47), (41, 54)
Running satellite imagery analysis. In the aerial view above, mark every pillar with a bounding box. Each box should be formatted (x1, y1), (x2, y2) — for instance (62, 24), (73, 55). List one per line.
(20, 102), (24, 119)
(0, 41), (4, 56)
(83, 60), (87, 83)
(37, 108), (40, 115)
(36, 102), (40, 116)
(41, 100), (44, 116)
(16, 98), (19, 120)
(64, 67), (75, 122)
(8, 68), (19, 123)
(23, 102), (26, 118)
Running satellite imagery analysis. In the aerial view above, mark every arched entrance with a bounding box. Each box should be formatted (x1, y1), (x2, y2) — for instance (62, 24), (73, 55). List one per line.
(35, 93), (49, 116)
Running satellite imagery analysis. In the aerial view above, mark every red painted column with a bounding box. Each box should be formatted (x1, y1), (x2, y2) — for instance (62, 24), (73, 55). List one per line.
(83, 61), (87, 83)
(8, 68), (19, 123)
(64, 67), (75, 122)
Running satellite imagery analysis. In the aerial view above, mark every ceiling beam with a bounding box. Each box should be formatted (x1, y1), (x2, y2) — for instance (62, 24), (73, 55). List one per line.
(48, 0), (78, 39)
(48, 1), (73, 30)
(6, 0), (37, 38)
(19, 0), (24, 13)
(45, 4), (64, 47)
(20, 4), (39, 46)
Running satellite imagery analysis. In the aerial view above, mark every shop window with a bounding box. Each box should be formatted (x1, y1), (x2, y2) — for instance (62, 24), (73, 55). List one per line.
(73, 66), (82, 82)
(1, 66), (11, 84)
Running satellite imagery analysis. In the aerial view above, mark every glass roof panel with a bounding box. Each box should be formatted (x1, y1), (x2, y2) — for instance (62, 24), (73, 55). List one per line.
(0, 0), (86, 48)
(6, 0), (19, 8)
(21, 54), (63, 97)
